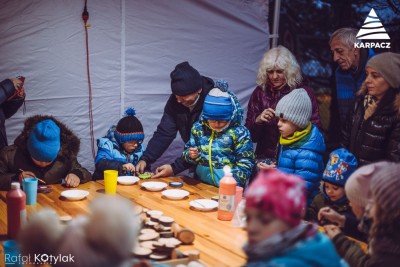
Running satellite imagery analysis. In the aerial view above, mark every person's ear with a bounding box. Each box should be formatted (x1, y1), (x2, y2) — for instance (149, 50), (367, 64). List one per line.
(197, 88), (202, 95)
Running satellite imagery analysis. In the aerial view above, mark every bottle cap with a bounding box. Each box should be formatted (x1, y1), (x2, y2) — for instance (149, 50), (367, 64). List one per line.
(223, 165), (232, 176)
(11, 182), (20, 190)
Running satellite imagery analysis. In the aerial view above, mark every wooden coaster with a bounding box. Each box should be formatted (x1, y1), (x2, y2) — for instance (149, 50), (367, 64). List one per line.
(133, 247), (152, 258)
(150, 214), (162, 222)
(159, 216), (174, 226)
(158, 237), (181, 247)
(160, 231), (174, 238)
(147, 210), (163, 217)
(59, 215), (72, 224)
(149, 253), (169, 260)
(140, 228), (157, 235)
(140, 241), (156, 250)
(154, 224), (171, 232)
(138, 232), (160, 241)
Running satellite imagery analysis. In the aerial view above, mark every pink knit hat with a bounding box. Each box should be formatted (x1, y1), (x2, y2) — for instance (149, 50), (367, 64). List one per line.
(245, 169), (306, 227)
(345, 162), (389, 209)
(370, 161), (400, 218)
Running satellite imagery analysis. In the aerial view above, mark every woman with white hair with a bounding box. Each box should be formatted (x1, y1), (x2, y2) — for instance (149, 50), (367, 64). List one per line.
(245, 46), (322, 168)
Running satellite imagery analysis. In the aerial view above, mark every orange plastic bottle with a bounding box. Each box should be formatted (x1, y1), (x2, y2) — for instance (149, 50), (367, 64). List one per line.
(217, 166), (237, 221)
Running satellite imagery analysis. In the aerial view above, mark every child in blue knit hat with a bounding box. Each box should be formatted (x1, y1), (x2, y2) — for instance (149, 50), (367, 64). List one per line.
(93, 108), (146, 180)
(0, 115), (92, 190)
(182, 80), (255, 187)
(305, 148), (358, 228)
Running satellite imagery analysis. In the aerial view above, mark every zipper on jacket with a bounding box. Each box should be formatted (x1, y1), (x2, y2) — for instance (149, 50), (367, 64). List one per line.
(208, 130), (217, 186)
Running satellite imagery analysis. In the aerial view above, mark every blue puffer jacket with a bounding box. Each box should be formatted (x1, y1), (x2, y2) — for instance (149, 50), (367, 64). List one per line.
(182, 90), (255, 187)
(278, 125), (325, 204)
(245, 232), (348, 267)
(93, 126), (145, 180)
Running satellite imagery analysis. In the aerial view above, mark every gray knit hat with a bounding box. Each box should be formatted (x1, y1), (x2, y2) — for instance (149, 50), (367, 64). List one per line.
(274, 88), (312, 129)
(366, 52), (400, 88)
(370, 161), (400, 218)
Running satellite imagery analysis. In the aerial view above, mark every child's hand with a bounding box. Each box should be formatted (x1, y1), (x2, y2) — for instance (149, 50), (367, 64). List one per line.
(65, 173), (80, 187)
(318, 207), (345, 227)
(122, 163), (135, 173)
(257, 162), (276, 170)
(323, 224), (342, 239)
(189, 147), (199, 159)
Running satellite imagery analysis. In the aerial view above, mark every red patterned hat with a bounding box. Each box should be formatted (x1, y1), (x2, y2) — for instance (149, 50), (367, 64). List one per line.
(245, 169), (306, 227)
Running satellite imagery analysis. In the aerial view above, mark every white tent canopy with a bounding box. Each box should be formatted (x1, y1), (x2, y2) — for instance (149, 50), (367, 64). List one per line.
(0, 0), (269, 173)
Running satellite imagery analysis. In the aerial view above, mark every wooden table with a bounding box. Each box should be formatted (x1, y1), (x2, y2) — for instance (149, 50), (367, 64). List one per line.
(0, 177), (247, 267)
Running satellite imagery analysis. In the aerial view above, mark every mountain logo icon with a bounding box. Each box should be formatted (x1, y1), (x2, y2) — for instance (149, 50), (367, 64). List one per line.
(356, 8), (390, 40)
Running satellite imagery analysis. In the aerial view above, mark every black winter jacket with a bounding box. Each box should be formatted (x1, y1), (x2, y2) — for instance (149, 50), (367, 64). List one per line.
(140, 76), (214, 175)
(0, 79), (25, 150)
(0, 115), (92, 190)
(341, 86), (400, 166)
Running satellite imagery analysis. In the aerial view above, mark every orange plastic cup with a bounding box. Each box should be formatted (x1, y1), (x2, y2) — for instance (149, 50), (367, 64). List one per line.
(104, 170), (118, 195)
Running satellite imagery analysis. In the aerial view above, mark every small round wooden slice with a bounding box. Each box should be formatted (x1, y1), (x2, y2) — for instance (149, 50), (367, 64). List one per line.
(140, 228), (157, 235)
(138, 232), (160, 241)
(158, 237), (182, 247)
(159, 216), (174, 226)
(140, 241), (156, 250)
(59, 215), (73, 224)
(150, 214), (162, 222)
(160, 231), (174, 238)
(147, 210), (163, 217)
(133, 247), (152, 258)
(149, 253), (169, 260)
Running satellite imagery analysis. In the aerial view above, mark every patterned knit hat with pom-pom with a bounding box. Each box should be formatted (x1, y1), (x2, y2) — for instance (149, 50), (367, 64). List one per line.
(202, 80), (233, 121)
(245, 169), (306, 227)
(114, 108), (144, 145)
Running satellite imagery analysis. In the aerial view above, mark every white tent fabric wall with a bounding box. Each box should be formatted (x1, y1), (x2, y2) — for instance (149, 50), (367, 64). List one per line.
(0, 0), (269, 173)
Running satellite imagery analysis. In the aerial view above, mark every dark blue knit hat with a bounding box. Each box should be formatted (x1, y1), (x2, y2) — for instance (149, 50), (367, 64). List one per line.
(323, 148), (358, 187)
(170, 61), (202, 96)
(203, 80), (233, 121)
(114, 108), (144, 145)
(27, 119), (60, 162)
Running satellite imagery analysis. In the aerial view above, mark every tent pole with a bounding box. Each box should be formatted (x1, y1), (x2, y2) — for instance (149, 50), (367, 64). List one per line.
(271, 0), (281, 48)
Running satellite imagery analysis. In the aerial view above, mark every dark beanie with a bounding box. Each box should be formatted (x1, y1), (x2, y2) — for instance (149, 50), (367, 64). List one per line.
(114, 108), (144, 145)
(366, 52), (400, 88)
(27, 119), (61, 162)
(170, 61), (202, 96)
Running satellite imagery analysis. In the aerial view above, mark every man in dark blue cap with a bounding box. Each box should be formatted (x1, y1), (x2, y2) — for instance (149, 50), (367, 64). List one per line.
(136, 61), (214, 177)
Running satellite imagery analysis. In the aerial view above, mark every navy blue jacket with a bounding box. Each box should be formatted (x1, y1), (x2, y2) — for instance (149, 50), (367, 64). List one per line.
(140, 76), (214, 174)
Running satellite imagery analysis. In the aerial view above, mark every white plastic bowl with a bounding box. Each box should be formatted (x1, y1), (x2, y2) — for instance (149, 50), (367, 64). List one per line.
(117, 176), (140, 185)
(190, 199), (218, 211)
(61, 190), (89, 201)
(141, 181), (167, 192)
(161, 189), (190, 200)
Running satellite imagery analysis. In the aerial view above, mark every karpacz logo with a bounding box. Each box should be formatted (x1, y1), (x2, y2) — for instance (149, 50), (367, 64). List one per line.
(354, 8), (391, 49)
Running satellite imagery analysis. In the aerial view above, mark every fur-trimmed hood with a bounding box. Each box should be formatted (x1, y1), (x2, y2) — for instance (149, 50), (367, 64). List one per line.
(14, 115), (80, 159)
(357, 82), (400, 116)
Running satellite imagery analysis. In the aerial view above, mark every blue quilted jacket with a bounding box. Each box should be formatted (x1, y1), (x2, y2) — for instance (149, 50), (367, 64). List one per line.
(93, 126), (145, 180)
(278, 125), (325, 204)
